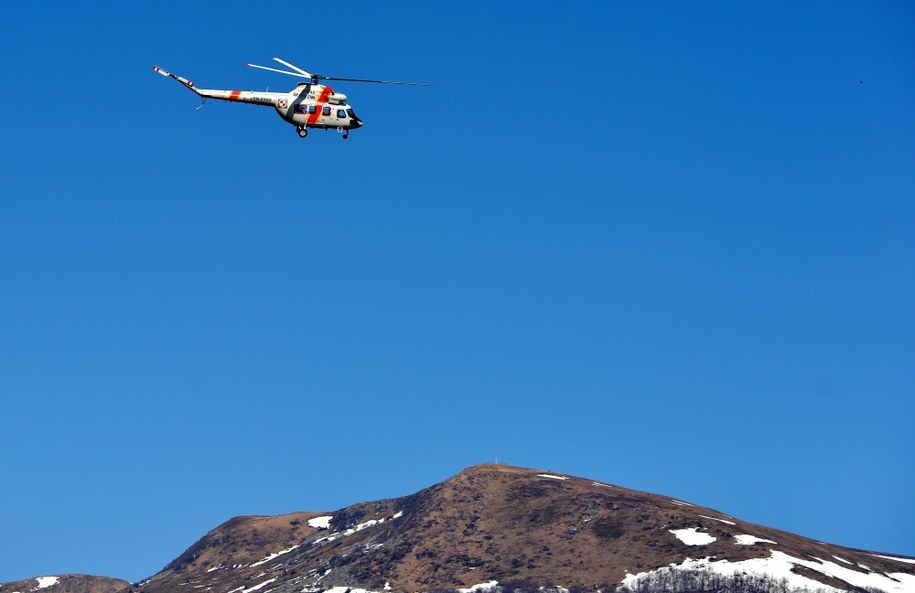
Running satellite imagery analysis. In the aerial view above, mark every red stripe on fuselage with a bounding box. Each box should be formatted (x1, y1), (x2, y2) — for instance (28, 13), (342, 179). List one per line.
(306, 86), (334, 125)
(229, 90), (242, 101)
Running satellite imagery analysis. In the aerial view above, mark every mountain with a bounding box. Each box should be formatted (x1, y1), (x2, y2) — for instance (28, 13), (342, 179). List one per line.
(6, 465), (915, 593)
(0, 575), (129, 593)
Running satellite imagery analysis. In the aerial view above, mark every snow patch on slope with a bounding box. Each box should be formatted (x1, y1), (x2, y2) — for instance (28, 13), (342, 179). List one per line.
(324, 587), (379, 593)
(873, 554), (915, 566)
(669, 527), (716, 545)
(250, 544), (300, 567)
(241, 579), (276, 593)
(537, 474), (568, 481)
(623, 550), (915, 593)
(33, 578), (59, 590)
(699, 514), (735, 525)
(308, 515), (333, 529)
(312, 510), (404, 545)
(459, 581), (500, 593)
(734, 534), (777, 545)
(228, 580), (279, 593)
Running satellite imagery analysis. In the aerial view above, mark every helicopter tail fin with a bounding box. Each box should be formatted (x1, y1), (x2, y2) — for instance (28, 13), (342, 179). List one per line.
(153, 65), (201, 95)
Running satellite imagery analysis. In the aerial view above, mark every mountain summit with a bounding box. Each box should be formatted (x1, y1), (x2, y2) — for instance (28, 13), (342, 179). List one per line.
(137, 464), (914, 593)
(7, 465), (915, 593)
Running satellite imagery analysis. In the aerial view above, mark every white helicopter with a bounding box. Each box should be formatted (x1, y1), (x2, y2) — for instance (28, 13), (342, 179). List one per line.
(153, 58), (430, 139)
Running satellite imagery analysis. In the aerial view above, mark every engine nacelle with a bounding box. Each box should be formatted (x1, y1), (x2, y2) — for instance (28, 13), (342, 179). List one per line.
(328, 93), (348, 105)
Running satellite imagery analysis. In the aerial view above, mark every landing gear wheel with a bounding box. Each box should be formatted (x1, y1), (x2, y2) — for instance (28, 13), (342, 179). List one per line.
(343, 132), (349, 140)
(296, 126), (308, 138)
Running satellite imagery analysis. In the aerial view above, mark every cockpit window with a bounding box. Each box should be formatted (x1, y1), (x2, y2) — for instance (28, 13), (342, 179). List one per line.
(337, 109), (346, 118)
(346, 109), (356, 118)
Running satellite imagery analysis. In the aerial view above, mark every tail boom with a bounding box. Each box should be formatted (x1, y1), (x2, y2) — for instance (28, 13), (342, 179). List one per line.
(153, 65), (198, 93)
(153, 65), (282, 106)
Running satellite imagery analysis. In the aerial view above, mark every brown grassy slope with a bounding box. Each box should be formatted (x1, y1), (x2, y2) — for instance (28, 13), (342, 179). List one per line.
(132, 464), (915, 593)
(155, 511), (332, 576)
(0, 575), (129, 593)
(329, 464), (913, 591)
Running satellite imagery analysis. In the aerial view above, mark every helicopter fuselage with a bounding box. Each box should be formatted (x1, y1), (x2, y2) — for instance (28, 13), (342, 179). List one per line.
(183, 83), (362, 132)
(275, 83), (362, 131)
(154, 66), (362, 138)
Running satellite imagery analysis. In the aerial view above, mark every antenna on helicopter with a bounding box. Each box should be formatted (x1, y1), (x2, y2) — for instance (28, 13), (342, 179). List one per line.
(246, 57), (431, 87)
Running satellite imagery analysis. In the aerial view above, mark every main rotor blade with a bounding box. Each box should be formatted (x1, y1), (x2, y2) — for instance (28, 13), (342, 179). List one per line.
(246, 63), (305, 77)
(321, 76), (432, 86)
(249, 57), (431, 86)
(273, 57), (312, 78)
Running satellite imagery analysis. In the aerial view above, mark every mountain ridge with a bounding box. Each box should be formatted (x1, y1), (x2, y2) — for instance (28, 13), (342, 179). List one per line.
(5, 464), (914, 593)
(0, 575), (130, 593)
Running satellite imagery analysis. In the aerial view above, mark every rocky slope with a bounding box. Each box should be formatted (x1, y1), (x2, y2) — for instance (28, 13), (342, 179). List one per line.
(126, 464), (914, 593)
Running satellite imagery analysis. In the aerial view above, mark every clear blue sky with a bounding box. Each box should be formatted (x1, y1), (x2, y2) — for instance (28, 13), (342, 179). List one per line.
(1, 0), (913, 584)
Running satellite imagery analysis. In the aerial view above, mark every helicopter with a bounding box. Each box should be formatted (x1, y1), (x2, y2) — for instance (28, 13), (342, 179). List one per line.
(153, 57), (430, 139)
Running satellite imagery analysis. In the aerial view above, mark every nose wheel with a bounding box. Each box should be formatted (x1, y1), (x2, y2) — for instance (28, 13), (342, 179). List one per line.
(296, 126), (308, 138)
(343, 131), (349, 140)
